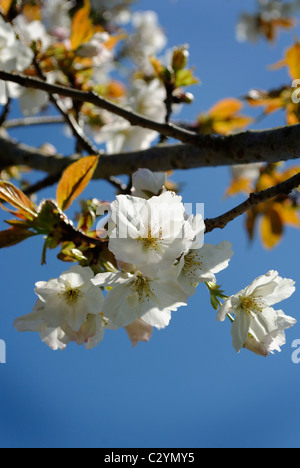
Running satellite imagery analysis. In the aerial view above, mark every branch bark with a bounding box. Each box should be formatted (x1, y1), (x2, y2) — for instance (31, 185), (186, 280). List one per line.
(205, 171), (300, 232)
(0, 70), (199, 145)
(1, 123), (300, 179)
(4, 115), (65, 129)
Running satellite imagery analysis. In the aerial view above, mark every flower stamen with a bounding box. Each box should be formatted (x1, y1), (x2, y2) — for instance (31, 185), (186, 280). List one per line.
(240, 295), (263, 315)
(61, 286), (83, 305)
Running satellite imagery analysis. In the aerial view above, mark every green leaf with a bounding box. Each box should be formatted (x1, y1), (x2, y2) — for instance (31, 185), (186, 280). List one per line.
(206, 282), (228, 310)
(175, 68), (199, 87)
(56, 155), (99, 211)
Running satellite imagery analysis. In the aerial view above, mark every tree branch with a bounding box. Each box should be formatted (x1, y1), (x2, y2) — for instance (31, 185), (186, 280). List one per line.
(0, 70), (199, 145)
(31, 61), (100, 156)
(1, 122), (300, 180)
(205, 171), (300, 233)
(3, 115), (65, 129)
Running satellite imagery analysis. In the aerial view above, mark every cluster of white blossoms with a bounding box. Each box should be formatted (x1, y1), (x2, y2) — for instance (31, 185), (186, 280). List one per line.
(0, 2), (168, 133)
(0, 16), (34, 106)
(14, 169), (297, 357)
(93, 78), (167, 154)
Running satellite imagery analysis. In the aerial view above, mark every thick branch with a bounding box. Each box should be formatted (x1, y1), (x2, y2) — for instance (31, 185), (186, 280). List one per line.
(1, 123), (300, 179)
(205, 171), (300, 233)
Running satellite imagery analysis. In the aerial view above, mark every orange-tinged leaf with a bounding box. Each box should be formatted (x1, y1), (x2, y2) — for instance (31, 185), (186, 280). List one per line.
(104, 34), (126, 51)
(22, 4), (41, 21)
(199, 98), (253, 135)
(282, 207), (300, 227)
(212, 116), (253, 135)
(246, 207), (259, 241)
(246, 89), (285, 114)
(209, 98), (243, 119)
(0, 227), (35, 249)
(281, 166), (300, 182)
(269, 58), (287, 71)
(271, 41), (300, 80)
(260, 17), (295, 43)
(286, 106), (300, 125)
(70, 0), (94, 50)
(106, 81), (126, 99)
(226, 178), (252, 197)
(150, 56), (164, 79)
(0, 0), (13, 15)
(0, 181), (37, 220)
(261, 207), (284, 249)
(285, 41), (300, 80)
(56, 156), (99, 211)
(274, 202), (300, 228)
(256, 173), (279, 192)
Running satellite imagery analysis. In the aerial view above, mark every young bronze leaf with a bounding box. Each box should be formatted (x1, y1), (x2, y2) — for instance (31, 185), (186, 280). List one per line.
(70, 0), (94, 50)
(0, 227), (36, 249)
(56, 156), (99, 212)
(0, 0), (13, 15)
(261, 206), (284, 249)
(0, 181), (37, 220)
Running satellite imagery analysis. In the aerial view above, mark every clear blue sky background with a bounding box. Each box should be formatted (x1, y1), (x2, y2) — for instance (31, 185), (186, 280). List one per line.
(1, 0), (300, 448)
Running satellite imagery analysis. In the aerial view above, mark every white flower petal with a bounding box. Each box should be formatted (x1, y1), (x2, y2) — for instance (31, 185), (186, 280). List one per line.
(217, 297), (233, 322)
(125, 318), (153, 347)
(231, 313), (251, 352)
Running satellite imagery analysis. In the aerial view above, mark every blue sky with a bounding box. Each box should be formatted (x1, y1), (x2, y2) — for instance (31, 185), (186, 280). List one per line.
(1, 0), (300, 448)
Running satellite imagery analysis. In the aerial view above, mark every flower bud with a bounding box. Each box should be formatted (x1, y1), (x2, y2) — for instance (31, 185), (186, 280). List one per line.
(172, 46), (189, 72)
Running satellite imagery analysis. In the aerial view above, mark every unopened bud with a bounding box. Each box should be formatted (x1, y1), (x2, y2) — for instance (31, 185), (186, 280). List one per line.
(172, 46), (189, 72)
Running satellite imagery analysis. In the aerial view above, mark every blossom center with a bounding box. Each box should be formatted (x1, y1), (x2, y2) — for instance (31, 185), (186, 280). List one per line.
(182, 252), (202, 279)
(240, 295), (263, 315)
(61, 285), (83, 305)
(138, 225), (163, 251)
(131, 274), (153, 301)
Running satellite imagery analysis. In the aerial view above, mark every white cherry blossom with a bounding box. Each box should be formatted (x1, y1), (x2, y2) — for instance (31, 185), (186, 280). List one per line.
(18, 88), (49, 117)
(243, 310), (296, 357)
(14, 266), (107, 349)
(127, 10), (167, 70)
(176, 241), (234, 296)
(231, 163), (263, 185)
(42, 0), (73, 38)
(34, 265), (104, 332)
(217, 270), (296, 353)
(108, 191), (198, 277)
(92, 270), (187, 329)
(14, 300), (70, 351)
(131, 169), (166, 199)
(0, 17), (33, 73)
(0, 17), (34, 104)
(95, 79), (166, 153)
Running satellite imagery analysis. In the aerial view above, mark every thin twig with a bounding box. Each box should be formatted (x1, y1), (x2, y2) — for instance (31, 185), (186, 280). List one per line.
(32, 60), (100, 155)
(0, 70), (200, 145)
(0, 95), (11, 127)
(205, 172), (300, 233)
(4, 115), (65, 129)
(23, 172), (62, 196)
